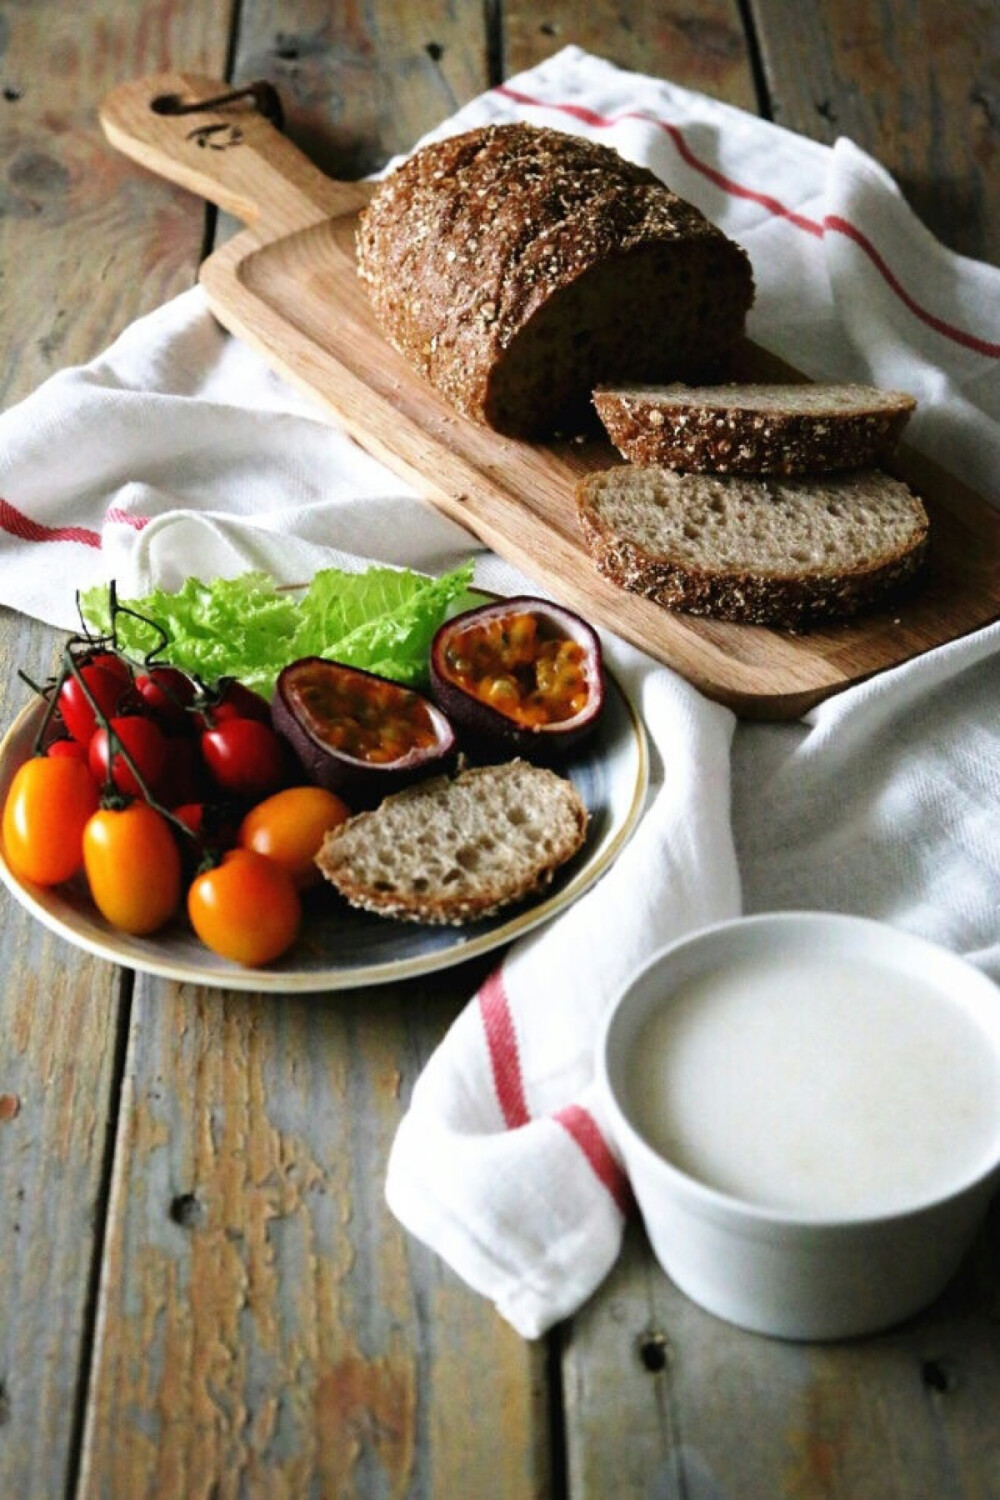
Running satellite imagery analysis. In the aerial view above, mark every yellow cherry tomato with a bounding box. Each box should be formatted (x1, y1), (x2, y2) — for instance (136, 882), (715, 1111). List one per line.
(188, 849), (301, 966)
(2, 756), (100, 886)
(237, 785), (351, 889)
(83, 802), (182, 935)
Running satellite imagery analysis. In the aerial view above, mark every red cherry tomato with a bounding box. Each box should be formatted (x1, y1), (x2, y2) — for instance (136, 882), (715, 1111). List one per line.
(238, 785), (351, 888)
(82, 803), (182, 935)
(88, 714), (170, 798)
(171, 801), (206, 837)
(45, 738), (90, 764)
(171, 802), (238, 864)
(57, 657), (131, 744)
(89, 650), (131, 677)
(196, 677), (271, 729)
(187, 849), (301, 966)
(2, 756), (100, 885)
(200, 717), (286, 801)
(82, 650), (132, 688)
(134, 665), (196, 731)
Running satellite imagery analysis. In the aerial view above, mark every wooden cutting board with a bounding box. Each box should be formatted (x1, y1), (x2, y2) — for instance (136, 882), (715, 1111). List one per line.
(99, 73), (1000, 720)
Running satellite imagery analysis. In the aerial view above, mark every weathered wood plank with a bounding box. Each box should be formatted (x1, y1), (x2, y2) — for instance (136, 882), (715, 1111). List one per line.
(0, 0), (232, 412)
(565, 1210), (1000, 1500)
(503, 0), (758, 112)
(748, 0), (1000, 261)
(230, 0), (491, 178)
(79, 973), (551, 1499)
(79, 4), (550, 1495)
(0, 3), (232, 1494)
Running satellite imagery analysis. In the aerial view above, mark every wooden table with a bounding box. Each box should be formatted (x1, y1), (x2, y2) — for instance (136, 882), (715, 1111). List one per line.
(1, 4), (998, 1496)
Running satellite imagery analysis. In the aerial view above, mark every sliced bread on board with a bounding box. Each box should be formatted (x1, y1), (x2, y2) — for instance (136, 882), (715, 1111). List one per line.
(315, 759), (589, 925)
(592, 382), (917, 474)
(356, 123), (754, 438)
(576, 466), (929, 628)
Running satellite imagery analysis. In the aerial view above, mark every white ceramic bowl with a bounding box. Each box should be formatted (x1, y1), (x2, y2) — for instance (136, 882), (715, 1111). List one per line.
(597, 913), (1000, 1341)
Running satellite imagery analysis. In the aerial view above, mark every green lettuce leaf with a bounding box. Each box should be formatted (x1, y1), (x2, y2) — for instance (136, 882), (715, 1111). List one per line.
(79, 561), (476, 698)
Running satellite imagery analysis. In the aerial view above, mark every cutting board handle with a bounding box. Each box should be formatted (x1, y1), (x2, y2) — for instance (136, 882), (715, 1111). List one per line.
(100, 73), (370, 231)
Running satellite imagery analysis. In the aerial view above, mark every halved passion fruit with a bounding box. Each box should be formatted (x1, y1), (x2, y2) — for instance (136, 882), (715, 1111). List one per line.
(272, 658), (456, 805)
(429, 597), (604, 756)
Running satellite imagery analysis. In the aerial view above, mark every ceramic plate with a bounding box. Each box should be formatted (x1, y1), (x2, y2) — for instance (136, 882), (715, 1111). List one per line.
(0, 674), (647, 992)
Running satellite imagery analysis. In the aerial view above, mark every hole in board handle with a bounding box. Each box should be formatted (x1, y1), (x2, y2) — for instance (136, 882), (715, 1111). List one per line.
(149, 82), (284, 129)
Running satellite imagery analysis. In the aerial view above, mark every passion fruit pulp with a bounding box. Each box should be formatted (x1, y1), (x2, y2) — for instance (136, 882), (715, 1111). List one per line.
(272, 657), (456, 806)
(429, 597), (604, 756)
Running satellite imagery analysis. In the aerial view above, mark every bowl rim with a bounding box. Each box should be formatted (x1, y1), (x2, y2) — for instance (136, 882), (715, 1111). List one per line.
(596, 910), (1000, 1232)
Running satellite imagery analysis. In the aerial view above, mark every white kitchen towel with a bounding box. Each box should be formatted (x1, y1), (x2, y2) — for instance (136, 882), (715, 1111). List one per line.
(2, 46), (999, 1337)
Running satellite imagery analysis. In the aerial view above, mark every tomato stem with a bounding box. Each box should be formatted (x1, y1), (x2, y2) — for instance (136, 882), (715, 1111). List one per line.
(105, 580), (175, 667)
(26, 674), (62, 756)
(73, 587), (115, 652)
(195, 846), (224, 876)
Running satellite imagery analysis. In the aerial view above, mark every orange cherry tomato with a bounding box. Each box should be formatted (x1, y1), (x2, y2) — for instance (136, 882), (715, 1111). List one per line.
(187, 849), (301, 966)
(82, 803), (182, 935)
(2, 755), (100, 885)
(237, 785), (351, 889)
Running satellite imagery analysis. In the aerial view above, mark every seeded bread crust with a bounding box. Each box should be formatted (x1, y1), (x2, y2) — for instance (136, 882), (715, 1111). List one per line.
(576, 467), (929, 629)
(356, 124), (754, 438)
(592, 382), (917, 474)
(315, 759), (589, 926)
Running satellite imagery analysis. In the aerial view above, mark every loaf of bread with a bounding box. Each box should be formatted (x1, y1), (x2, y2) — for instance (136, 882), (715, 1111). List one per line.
(315, 759), (589, 925)
(576, 466), (929, 628)
(356, 124), (754, 438)
(592, 382), (917, 473)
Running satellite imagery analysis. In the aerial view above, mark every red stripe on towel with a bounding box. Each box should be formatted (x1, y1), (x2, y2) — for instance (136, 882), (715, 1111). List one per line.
(105, 507), (150, 530)
(478, 966), (531, 1129)
(0, 497), (102, 549)
(823, 213), (1000, 358)
(494, 84), (1000, 360)
(478, 967), (633, 1215)
(554, 1103), (633, 1218)
(0, 498), (150, 547)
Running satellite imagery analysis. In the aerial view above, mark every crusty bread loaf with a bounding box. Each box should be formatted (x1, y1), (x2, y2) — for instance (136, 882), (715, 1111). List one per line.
(356, 124), (754, 438)
(576, 466), (929, 628)
(315, 759), (589, 925)
(592, 382), (917, 474)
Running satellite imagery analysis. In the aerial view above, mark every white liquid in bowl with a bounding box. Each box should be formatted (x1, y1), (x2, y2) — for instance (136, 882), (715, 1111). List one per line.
(628, 953), (1000, 1217)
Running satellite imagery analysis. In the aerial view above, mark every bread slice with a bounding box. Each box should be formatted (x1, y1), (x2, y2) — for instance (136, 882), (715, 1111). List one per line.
(576, 466), (929, 628)
(315, 759), (589, 925)
(592, 382), (916, 474)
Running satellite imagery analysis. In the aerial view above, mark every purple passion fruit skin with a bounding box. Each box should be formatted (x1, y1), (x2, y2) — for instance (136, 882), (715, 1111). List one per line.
(429, 597), (604, 758)
(272, 658), (456, 807)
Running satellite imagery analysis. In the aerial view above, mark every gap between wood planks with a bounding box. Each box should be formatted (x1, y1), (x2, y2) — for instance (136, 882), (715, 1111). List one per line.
(736, 0), (774, 119)
(197, 0), (248, 269)
(485, 0), (505, 87)
(64, 971), (135, 1500)
(547, 1321), (570, 1500)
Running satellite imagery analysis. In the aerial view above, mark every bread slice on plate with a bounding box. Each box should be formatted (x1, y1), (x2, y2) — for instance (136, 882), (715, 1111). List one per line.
(315, 759), (589, 926)
(576, 466), (929, 629)
(592, 382), (916, 474)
